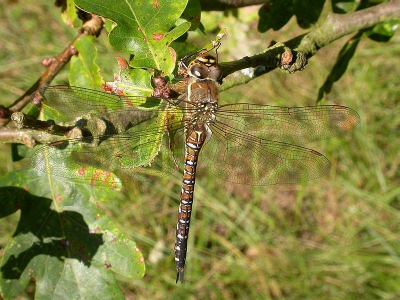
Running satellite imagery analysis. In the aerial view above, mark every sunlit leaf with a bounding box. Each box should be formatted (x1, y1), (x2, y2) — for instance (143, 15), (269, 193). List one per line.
(69, 35), (103, 89)
(331, 0), (357, 13)
(60, 0), (82, 27)
(109, 66), (154, 98)
(74, 0), (190, 74)
(367, 21), (399, 42)
(0, 169), (145, 299)
(31, 144), (124, 189)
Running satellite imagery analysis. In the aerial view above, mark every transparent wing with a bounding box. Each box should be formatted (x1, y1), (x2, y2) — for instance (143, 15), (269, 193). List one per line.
(217, 104), (360, 145)
(197, 103), (359, 185)
(31, 136), (179, 185)
(31, 107), (186, 183)
(42, 86), (169, 122)
(35, 87), (359, 186)
(31, 131), (185, 183)
(201, 121), (330, 185)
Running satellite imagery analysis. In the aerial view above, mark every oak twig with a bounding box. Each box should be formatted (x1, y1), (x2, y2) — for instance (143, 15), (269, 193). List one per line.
(218, 1), (400, 90)
(0, 14), (104, 129)
(219, 43), (307, 91)
(294, 1), (400, 56)
(0, 127), (66, 148)
(11, 112), (74, 135)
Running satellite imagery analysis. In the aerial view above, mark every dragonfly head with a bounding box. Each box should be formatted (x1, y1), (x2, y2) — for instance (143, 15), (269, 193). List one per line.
(187, 54), (222, 82)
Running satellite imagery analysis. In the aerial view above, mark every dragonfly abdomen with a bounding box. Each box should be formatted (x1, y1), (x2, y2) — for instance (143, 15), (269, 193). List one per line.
(175, 123), (207, 283)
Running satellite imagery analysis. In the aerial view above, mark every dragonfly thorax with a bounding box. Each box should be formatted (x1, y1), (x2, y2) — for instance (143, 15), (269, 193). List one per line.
(186, 74), (219, 128)
(192, 102), (217, 124)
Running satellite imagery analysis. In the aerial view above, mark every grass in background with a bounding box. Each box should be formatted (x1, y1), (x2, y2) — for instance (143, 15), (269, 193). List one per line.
(1, 1), (400, 299)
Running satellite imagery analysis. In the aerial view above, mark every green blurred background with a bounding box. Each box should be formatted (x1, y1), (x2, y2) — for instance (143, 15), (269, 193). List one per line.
(1, 1), (399, 299)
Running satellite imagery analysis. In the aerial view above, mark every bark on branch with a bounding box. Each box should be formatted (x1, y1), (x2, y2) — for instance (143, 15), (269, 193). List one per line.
(219, 1), (400, 89)
(295, 1), (400, 55)
(0, 127), (65, 148)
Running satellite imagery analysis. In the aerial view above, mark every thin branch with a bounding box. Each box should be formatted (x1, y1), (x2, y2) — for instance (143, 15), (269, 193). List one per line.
(219, 43), (307, 91)
(219, 1), (400, 89)
(200, 0), (265, 11)
(295, 1), (400, 56)
(0, 14), (104, 129)
(11, 112), (74, 135)
(0, 127), (64, 148)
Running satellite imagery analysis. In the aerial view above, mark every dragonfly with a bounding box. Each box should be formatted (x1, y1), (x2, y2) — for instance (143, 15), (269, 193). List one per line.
(31, 45), (360, 283)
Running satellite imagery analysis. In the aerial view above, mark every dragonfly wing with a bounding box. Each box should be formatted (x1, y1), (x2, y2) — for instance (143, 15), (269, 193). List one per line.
(31, 109), (184, 183)
(200, 122), (330, 185)
(43, 86), (164, 122)
(217, 104), (360, 145)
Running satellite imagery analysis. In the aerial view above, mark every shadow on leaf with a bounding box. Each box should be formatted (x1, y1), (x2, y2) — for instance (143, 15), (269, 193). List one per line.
(0, 186), (103, 280)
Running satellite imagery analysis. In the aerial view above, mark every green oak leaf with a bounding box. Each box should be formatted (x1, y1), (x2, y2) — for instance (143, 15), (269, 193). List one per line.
(61, 0), (82, 27)
(69, 35), (103, 89)
(112, 66), (154, 98)
(367, 21), (399, 43)
(331, 0), (357, 14)
(0, 169), (145, 299)
(74, 0), (190, 74)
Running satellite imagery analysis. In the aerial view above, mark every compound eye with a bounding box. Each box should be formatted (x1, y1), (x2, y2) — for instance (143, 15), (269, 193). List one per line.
(190, 65), (208, 79)
(208, 66), (222, 81)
